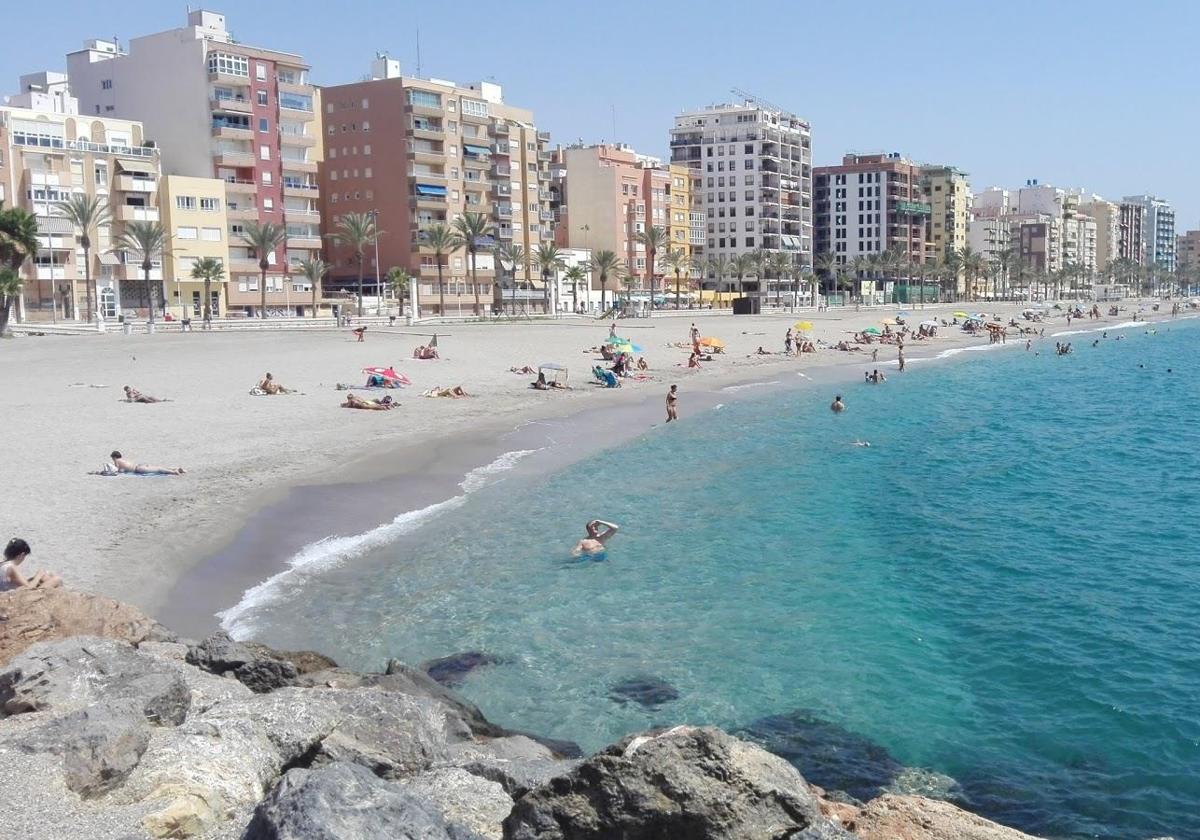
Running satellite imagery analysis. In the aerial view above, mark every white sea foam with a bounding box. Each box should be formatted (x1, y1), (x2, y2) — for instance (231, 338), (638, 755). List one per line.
(721, 380), (782, 392)
(219, 448), (539, 638)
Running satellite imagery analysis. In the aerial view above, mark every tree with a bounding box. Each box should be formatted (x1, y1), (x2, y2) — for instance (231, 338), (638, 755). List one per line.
(326, 212), (378, 317)
(451, 211), (492, 316)
(994, 247), (1018, 301)
(420, 223), (463, 317)
(494, 243), (525, 314)
(189, 256), (225, 326)
(298, 256), (327, 319)
(588, 249), (624, 311)
(0, 203), (39, 335)
(815, 252), (839, 303)
(386, 266), (413, 311)
(238, 220), (288, 318)
(706, 253), (731, 300)
(117, 220), (167, 325)
(57, 193), (111, 323)
(663, 248), (689, 309)
(767, 252), (792, 307)
(533, 243), (565, 314)
(731, 253), (757, 297)
(563, 263), (587, 313)
(687, 254), (706, 308)
(635, 226), (668, 309)
(943, 249), (964, 301)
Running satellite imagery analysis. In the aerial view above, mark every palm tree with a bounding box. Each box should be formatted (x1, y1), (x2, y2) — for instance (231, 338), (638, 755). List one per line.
(563, 263), (587, 313)
(994, 247), (1017, 301)
(117, 220), (167, 325)
(494, 243), (525, 314)
(815, 252), (839, 303)
(451, 211), (492, 317)
(421, 223), (463, 316)
(635, 226), (669, 309)
(731, 253), (756, 298)
(0, 203), (40, 335)
(588, 249), (624, 311)
(326, 212), (379, 317)
(57, 194), (111, 323)
(298, 256), (327, 319)
(766, 252), (792, 307)
(533, 243), (565, 314)
(386, 266), (413, 312)
(189, 256), (225, 327)
(706, 253), (731, 299)
(663, 248), (689, 309)
(238, 220), (288, 318)
(942, 248), (964, 302)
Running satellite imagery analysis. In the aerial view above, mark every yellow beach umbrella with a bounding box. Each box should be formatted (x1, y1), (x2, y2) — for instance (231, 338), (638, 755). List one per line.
(794, 321), (813, 332)
(698, 336), (725, 349)
(953, 311), (969, 318)
(881, 318), (898, 326)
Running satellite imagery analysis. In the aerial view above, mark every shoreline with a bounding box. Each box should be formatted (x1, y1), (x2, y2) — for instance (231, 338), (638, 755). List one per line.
(0, 301), (1180, 631)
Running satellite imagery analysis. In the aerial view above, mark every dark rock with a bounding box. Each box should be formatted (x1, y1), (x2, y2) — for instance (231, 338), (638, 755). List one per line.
(502, 725), (854, 840)
(738, 709), (913, 804)
(243, 761), (486, 840)
(0, 587), (176, 667)
(186, 631), (329, 693)
(22, 706), (151, 797)
(607, 675), (680, 708)
(0, 637), (190, 725)
(234, 658), (301, 694)
(420, 651), (507, 687)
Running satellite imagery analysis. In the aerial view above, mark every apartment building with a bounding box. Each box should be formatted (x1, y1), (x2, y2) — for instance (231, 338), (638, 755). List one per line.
(666, 163), (702, 267)
(1177, 229), (1200, 270)
(972, 182), (1096, 275)
(670, 100), (812, 296)
(814, 153), (932, 275)
(0, 71), (161, 320)
(67, 9), (323, 316)
(159, 175), (228, 318)
(920, 165), (970, 262)
(1121, 194), (1175, 270)
(1076, 196), (1120, 270)
(317, 57), (552, 315)
(1117, 202), (1145, 264)
(550, 143), (680, 292)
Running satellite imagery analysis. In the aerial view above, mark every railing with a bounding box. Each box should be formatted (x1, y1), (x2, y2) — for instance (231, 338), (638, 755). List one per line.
(12, 136), (157, 157)
(283, 182), (319, 191)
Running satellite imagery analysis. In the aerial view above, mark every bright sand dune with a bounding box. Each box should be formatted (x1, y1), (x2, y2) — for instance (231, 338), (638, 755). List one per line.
(0, 303), (1145, 615)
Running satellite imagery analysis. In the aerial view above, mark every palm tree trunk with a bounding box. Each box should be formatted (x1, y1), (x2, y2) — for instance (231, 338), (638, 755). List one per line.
(204, 279), (213, 325)
(311, 284), (317, 318)
(470, 251), (480, 316)
(145, 265), (156, 325)
(259, 266), (268, 318)
(83, 245), (94, 323)
(436, 262), (445, 315)
(600, 278), (607, 310)
(356, 256), (365, 317)
(675, 271), (682, 309)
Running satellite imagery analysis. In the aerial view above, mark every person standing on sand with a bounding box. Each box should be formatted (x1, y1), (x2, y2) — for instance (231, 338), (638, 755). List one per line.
(831, 395), (846, 413)
(785, 328), (794, 356)
(666, 384), (679, 422)
(689, 323), (700, 353)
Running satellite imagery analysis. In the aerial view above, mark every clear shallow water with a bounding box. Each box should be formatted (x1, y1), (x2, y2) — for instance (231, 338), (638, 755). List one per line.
(233, 319), (1200, 840)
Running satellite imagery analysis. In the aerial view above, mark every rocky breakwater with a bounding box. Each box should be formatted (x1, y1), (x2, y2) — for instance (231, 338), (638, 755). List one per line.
(0, 588), (1047, 839)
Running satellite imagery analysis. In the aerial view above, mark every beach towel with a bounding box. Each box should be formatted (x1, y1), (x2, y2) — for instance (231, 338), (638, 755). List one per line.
(601, 371), (620, 388)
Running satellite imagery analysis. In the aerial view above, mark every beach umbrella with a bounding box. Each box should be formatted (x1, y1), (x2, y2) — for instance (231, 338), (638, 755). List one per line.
(952, 311), (969, 318)
(698, 336), (725, 349)
(429, 333), (438, 347)
(862, 327), (881, 335)
(794, 321), (813, 332)
(362, 366), (411, 386)
(881, 318), (898, 326)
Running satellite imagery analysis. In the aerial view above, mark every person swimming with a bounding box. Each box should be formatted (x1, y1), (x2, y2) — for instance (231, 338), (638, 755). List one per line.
(852, 440), (871, 448)
(572, 519), (619, 557)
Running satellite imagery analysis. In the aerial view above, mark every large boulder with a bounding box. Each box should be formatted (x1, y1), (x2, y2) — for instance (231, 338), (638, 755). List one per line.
(243, 761), (487, 840)
(0, 588), (175, 666)
(403, 768), (513, 840)
(824, 794), (1043, 840)
(0, 636), (190, 724)
(23, 705), (151, 798)
(502, 726), (854, 840)
(444, 736), (579, 799)
(186, 632), (338, 693)
(420, 651), (508, 687)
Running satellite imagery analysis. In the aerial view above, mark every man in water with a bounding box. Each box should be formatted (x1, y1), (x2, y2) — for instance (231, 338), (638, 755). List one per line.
(665, 384), (679, 422)
(831, 395), (846, 413)
(897, 345), (906, 372)
(573, 519), (620, 556)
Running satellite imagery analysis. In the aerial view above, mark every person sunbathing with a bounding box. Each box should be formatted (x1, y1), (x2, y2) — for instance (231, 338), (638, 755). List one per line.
(110, 450), (185, 475)
(423, 386), (469, 398)
(413, 345), (440, 360)
(342, 394), (394, 410)
(1, 538), (61, 592)
(123, 385), (165, 403)
(258, 373), (295, 394)
(531, 372), (551, 390)
(510, 365), (536, 374)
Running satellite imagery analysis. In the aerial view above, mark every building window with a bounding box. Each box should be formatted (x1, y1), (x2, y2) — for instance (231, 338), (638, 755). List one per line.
(200, 197), (219, 212)
(201, 227), (222, 242)
(461, 98), (488, 118)
(208, 52), (249, 77)
(279, 92), (313, 112)
(101, 79), (112, 90)
(263, 198), (274, 210)
(408, 90), (441, 108)
(255, 62), (267, 80)
(261, 172), (272, 185)
(257, 90), (268, 107)
(175, 196), (197, 211)
(177, 226), (198, 240)
(258, 118), (269, 133)
(362, 121), (370, 132)
(259, 145), (271, 160)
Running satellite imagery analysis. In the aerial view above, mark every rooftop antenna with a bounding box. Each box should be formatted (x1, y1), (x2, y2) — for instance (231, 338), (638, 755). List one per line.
(730, 86), (786, 114)
(415, 25), (422, 77)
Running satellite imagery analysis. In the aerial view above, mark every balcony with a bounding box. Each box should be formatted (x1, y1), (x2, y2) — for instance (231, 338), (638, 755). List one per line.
(463, 154), (491, 170)
(285, 208), (321, 223)
(287, 234), (322, 249)
(116, 263), (163, 282)
(116, 205), (159, 222)
(212, 123), (252, 141)
(280, 158), (318, 174)
(497, 228), (513, 239)
(540, 210), (553, 222)
(493, 165), (511, 178)
(280, 131), (316, 148)
(411, 122), (444, 139)
(223, 179), (257, 195)
(539, 189), (553, 201)
(227, 207), (258, 221)
(537, 131), (551, 142)
(406, 100), (443, 118)
(496, 205), (513, 218)
(229, 257), (261, 274)
(211, 95), (252, 114)
(283, 183), (319, 197)
(493, 183), (511, 197)
(277, 79), (313, 97)
(541, 228), (554, 240)
(492, 121), (510, 135)
(116, 174), (157, 193)
(537, 150), (551, 162)
(538, 169), (550, 181)
(492, 143), (511, 156)
(278, 94), (315, 116)
(208, 70), (251, 87)
(214, 150), (255, 168)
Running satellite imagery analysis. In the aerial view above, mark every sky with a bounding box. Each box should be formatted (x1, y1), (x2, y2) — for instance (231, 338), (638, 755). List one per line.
(4, 0), (1197, 228)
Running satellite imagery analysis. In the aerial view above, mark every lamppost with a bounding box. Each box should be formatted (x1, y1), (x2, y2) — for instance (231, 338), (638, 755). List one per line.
(368, 209), (382, 315)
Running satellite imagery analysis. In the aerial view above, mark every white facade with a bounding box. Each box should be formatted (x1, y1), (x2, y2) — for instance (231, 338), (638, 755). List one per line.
(1122, 194), (1176, 271)
(669, 101), (812, 290)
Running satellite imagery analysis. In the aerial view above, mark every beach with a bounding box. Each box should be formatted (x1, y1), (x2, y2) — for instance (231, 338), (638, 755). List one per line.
(0, 301), (1163, 622)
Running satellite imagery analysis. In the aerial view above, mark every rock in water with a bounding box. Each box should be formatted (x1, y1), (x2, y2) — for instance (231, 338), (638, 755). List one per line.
(244, 761), (486, 840)
(824, 794), (1043, 840)
(607, 675), (680, 708)
(420, 651), (506, 687)
(0, 588), (176, 666)
(502, 725), (854, 839)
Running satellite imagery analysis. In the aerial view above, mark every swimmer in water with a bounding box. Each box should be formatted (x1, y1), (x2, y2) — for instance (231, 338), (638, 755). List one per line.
(831, 395), (846, 413)
(572, 519), (620, 556)
(852, 439), (871, 448)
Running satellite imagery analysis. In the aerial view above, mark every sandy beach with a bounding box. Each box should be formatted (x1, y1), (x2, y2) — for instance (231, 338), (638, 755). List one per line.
(1, 301), (1164, 622)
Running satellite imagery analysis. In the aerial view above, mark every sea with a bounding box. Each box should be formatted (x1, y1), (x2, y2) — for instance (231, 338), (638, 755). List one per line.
(220, 316), (1200, 840)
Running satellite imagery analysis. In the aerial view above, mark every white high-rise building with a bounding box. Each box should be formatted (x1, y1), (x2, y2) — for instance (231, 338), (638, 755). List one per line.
(1121, 194), (1175, 271)
(670, 99), (812, 298)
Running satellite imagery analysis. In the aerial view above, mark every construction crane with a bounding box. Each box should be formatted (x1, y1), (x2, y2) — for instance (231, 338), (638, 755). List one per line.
(730, 87), (787, 114)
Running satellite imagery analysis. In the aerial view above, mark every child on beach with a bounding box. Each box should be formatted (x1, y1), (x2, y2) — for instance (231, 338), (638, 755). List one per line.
(0, 538), (62, 592)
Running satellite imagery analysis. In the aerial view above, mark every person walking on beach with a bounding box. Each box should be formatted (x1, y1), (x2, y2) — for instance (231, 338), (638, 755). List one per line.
(666, 384), (679, 422)
(689, 323), (700, 354)
(831, 395), (846, 413)
(785, 328), (794, 356)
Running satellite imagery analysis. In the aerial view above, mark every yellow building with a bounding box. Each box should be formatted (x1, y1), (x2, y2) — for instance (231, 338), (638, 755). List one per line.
(666, 163), (695, 264)
(921, 165), (971, 262)
(159, 175), (229, 319)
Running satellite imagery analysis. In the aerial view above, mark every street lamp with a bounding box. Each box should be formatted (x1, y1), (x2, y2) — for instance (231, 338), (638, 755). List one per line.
(368, 209), (382, 315)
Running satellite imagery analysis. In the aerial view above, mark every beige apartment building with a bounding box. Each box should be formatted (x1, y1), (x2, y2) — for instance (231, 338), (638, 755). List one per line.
(921, 165), (970, 262)
(1178, 229), (1200, 270)
(159, 175), (229, 318)
(1076, 196), (1120, 270)
(67, 10), (323, 316)
(0, 71), (162, 321)
(317, 56), (552, 315)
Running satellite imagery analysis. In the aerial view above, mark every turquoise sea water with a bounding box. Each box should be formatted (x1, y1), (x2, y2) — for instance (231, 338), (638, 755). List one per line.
(234, 319), (1200, 839)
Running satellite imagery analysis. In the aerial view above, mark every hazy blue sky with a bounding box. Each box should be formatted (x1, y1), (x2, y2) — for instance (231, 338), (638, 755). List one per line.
(4, 0), (1197, 227)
